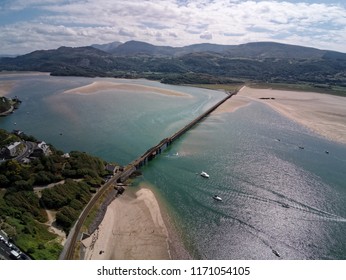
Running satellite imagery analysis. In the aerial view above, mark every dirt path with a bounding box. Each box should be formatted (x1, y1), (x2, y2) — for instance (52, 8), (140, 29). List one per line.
(44, 209), (66, 245)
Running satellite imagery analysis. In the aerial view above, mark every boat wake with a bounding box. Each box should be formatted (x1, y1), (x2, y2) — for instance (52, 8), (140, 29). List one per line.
(225, 188), (346, 223)
(165, 152), (179, 158)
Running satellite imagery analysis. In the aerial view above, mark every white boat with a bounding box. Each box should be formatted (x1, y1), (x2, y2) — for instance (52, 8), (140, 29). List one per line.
(213, 195), (222, 201)
(200, 171), (209, 178)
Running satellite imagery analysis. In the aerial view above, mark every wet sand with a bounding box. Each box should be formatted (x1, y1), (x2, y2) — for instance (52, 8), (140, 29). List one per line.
(82, 187), (172, 260)
(0, 81), (15, 96)
(215, 86), (346, 145)
(64, 81), (190, 97)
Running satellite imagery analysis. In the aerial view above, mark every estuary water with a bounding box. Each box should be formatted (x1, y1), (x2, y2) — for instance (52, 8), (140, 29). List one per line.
(0, 73), (225, 164)
(137, 103), (346, 259)
(1, 73), (346, 259)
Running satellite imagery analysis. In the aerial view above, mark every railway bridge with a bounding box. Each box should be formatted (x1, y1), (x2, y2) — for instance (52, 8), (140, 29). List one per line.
(62, 88), (239, 259)
(118, 89), (238, 182)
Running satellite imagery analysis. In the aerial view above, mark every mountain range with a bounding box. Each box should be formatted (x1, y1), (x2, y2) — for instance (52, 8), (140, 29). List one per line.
(92, 40), (345, 60)
(1, 40), (345, 88)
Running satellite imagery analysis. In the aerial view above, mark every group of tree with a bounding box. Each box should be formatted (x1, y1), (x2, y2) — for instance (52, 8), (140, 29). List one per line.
(0, 129), (113, 259)
(40, 179), (92, 233)
(0, 148), (108, 192)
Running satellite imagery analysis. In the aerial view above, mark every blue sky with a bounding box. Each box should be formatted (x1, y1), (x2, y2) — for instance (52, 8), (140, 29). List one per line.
(0, 0), (345, 55)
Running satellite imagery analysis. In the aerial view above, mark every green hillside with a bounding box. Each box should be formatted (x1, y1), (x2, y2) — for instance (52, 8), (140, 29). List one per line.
(0, 129), (112, 259)
(1, 41), (345, 94)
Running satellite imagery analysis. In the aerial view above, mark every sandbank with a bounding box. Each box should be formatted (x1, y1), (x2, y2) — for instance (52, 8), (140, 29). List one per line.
(215, 86), (346, 145)
(0, 71), (50, 77)
(82, 187), (171, 260)
(0, 81), (15, 96)
(64, 81), (189, 97)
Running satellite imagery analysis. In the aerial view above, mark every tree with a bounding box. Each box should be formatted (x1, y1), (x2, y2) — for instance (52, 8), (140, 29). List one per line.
(0, 174), (9, 187)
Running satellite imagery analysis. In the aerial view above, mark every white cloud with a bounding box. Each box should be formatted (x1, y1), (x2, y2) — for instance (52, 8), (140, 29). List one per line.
(0, 0), (345, 54)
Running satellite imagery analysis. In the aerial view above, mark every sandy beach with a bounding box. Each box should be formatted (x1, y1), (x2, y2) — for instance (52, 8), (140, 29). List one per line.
(82, 187), (172, 260)
(64, 81), (190, 97)
(215, 86), (346, 145)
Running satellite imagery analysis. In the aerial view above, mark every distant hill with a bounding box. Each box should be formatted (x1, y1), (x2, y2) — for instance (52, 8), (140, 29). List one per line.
(0, 46), (115, 76)
(0, 54), (19, 58)
(95, 40), (345, 60)
(109, 40), (176, 56)
(224, 42), (327, 59)
(1, 41), (345, 88)
(91, 41), (122, 53)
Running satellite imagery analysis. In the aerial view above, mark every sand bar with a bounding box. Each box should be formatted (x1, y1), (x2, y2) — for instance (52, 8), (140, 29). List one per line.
(215, 86), (346, 145)
(0, 81), (15, 96)
(82, 187), (171, 260)
(0, 71), (50, 75)
(64, 81), (189, 97)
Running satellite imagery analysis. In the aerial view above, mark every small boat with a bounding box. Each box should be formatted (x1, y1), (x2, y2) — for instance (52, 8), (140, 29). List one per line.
(272, 249), (281, 258)
(213, 195), (222, 201)
(200, 171), (209, 178)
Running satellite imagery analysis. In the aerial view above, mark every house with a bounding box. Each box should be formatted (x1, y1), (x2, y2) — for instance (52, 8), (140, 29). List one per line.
(31, 141), (51, 157)
(105, 164), (119, 175)
(3, 141), (21, 158)
(12, 130), (23, 136)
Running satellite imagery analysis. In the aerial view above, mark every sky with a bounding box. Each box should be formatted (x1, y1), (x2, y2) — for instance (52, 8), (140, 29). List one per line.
(0, 0), (345, 55)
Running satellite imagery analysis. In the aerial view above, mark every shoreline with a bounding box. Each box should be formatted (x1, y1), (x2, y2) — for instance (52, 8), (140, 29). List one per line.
(0, 105), (14, 116)
(81, 185), (188, 260)
(215, 86), (346, 145)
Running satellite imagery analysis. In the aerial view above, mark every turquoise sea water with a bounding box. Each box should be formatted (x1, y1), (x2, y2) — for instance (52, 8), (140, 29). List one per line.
(0, 74), (225, 165)
(1, 73), (346, 259)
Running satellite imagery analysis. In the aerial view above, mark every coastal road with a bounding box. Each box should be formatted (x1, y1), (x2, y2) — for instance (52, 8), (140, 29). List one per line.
(0, 241), (11, 260)
(15, 141), (35, 161)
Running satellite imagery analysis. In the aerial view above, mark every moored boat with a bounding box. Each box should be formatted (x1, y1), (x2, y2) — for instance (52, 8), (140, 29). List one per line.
(213, 195), (222, 201)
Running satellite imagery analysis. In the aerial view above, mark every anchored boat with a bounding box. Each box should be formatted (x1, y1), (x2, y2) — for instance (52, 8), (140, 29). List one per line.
(213, 195), (222, 201)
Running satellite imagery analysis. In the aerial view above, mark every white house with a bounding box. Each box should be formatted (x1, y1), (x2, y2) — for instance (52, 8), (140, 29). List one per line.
(4, 142), (21, 157)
